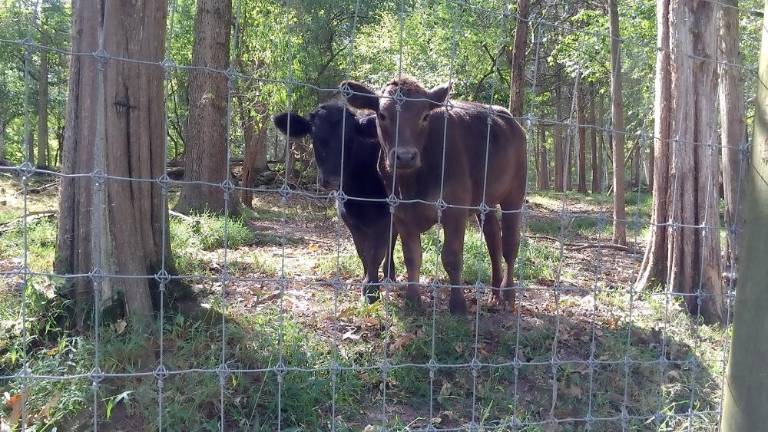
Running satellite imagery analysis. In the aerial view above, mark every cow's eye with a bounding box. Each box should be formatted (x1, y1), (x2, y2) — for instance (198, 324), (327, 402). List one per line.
(421, 113), (430, 123)
(378, 112), (387, 122)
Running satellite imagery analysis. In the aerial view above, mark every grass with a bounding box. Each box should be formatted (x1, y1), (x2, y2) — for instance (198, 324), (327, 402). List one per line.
(0, 175), (731, 431)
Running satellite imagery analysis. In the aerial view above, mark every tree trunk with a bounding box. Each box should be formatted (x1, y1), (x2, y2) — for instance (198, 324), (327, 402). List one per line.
(721, 4), (768, 426)
(718, 0), (746, 275)
(24, 128), (34, 164)
(37, 30), (49, 168)
(577, 83), (587, 194)
(637, 0), (723, 323)
(0, 121), (6, 161)
(508, 0), (529, 118)
(609, 0), (627, 245)
(536, 127), (549, 190)
(554, 80), (565, 192)
(238, 101), (268, 208)
(175, 0), (233, 215)
(631, 142), (641, 188)
(590, 85), (600, 193)
(56, 0), (169, 329)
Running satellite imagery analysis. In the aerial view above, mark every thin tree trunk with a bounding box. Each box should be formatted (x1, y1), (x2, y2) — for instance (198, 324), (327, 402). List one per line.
(536, 127), (549, 190)
(631, 142), (641, 188)
(508, 0), (529, 118)
(721, 4), (768, 425)
(24, 128), (34, 164)
(577, 83), (587, 193)
(56, 0), (169, 329)
(609, 0), (627, 245)
(175, 0), (233, 215)
(590, 85), (600, 193)
(37, 31), (49, 168)
(0, 121), (6, 161)
(718, 0), (746, 274)
(554, 80), (565, 192)
(239, 101), (268, 208)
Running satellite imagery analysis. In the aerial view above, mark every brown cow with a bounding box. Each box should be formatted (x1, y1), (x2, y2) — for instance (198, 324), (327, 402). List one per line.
(341, 76), (527, 314)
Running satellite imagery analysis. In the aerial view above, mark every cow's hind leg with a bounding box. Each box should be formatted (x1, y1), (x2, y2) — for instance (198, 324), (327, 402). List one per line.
(477, 211), (503, 304)
(500, 197), (523, 310)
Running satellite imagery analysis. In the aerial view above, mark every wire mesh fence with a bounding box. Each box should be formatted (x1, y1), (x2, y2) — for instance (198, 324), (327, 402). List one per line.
(0, 0), (759, 430)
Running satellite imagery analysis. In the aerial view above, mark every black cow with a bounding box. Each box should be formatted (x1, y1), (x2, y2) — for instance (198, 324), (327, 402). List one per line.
(273, 103), (397, 302)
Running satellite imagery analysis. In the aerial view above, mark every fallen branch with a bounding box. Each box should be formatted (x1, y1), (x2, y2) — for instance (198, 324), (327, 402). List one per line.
(526, 234), (634, 252)
(0, 210), (58, 233)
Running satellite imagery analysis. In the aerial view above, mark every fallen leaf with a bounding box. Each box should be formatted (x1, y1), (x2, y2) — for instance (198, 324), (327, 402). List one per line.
(115, 319), (127, 335)
(307, 243), (321, 253)
(390, 334), (414, 352)
(5, 393), (23, 429)
(342, 329), (360, 340)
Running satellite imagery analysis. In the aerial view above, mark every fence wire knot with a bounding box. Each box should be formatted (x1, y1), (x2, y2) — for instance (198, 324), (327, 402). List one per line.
(339, 82), (354, 100)
(89, 368), (105, 384)
(154, 365), (169, 381)
(17, 161), (35, 179)
(157, 174), (171, 195)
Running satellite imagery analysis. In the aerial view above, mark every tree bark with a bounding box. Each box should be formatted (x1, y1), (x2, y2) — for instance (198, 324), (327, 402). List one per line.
(590, 85), (600, 193)
(609, 0), (627, 245)
(37, 29), (49, 168)
(637, 0), (723, 323)
(718, 0), (746, 275)
(55, 0), (169, 329)
(721, 4), (768, 426)
(536, 127), (549, 190)
(24, 128), (34, 164)
(238, 100), (268, 208)
(577, 82), (587, 194)
(0, 121), (6, 161)
(554, 80), (565, 192)
(508, 0), (529, 118)
(175, 0), (233, 215)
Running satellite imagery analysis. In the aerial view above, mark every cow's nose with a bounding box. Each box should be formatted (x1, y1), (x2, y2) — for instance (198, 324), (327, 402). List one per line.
(395, 148), (418, 165)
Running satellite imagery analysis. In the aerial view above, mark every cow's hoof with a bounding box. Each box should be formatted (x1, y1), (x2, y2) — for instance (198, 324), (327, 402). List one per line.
(362, 286), (380, 304)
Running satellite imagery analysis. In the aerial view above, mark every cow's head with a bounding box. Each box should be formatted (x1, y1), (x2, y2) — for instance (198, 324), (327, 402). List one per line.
(342, 77), (451, 172)
(274, 103), (376, 190)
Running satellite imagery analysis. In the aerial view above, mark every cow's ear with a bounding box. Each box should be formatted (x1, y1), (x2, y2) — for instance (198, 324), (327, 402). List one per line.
(427, 83), (451, 108)
(273, 112), (312, 138)
(357, 115), (378, 139)
(341, 81), (379, 112)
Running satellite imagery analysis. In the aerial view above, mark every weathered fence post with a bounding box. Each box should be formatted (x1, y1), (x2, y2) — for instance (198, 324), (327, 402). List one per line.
(721, 2), (768, 430)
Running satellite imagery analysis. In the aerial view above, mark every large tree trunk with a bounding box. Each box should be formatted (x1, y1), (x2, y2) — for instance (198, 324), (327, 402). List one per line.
(718, 0), (745, 275)
(175, 0), (233, 215)
(577, 83), (587, 194)
(590, 85), (600, 193)
(721, 3), (768, 425)
(56, 0), (169, 329)
(637, 0), (723, 323)
(37, 30), (49, 168)
(609, 0), (627, 245)
(508, 0), (529, 118)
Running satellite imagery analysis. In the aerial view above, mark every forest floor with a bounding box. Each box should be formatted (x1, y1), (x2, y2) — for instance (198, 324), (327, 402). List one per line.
(0, 173), (729, 431)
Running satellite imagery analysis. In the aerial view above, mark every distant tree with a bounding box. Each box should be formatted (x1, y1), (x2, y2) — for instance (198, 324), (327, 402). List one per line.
(175, 0), (233, 215)
(608, 0), (627, 245)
